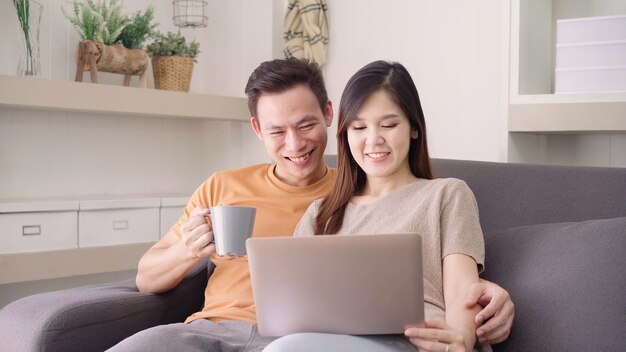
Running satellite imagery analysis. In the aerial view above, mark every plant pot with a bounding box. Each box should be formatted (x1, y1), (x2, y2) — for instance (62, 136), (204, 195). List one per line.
(151, 56), (194, 92)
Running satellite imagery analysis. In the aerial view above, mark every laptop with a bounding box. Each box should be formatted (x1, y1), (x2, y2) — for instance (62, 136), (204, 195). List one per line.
(246, 233), (424, 336)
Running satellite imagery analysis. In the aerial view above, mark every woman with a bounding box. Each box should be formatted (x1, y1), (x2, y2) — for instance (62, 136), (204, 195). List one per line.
(265, 61), (489, 352)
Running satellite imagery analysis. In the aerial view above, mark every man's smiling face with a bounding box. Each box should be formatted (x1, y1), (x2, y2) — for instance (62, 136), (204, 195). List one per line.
(251, 84), (333, 187)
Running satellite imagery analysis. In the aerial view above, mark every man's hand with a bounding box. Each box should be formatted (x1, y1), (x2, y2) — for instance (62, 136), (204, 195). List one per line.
(465, 280), (515, 345)
(180, 206), (215, 259)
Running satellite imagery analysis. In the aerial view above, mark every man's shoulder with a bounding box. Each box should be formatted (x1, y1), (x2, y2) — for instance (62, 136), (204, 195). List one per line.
(216, 163), (270, 177)
(205, 163), (271, 184)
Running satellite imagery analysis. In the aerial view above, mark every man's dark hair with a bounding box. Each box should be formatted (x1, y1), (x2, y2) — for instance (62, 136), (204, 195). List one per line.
(245, 58), (328, 120)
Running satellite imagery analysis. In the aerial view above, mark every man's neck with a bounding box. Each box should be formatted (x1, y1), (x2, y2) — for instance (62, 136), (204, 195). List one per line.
(274, 163), (328, 187)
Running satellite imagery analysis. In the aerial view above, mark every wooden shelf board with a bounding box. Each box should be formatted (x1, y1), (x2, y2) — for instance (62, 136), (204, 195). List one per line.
(0, 75), (249, 121)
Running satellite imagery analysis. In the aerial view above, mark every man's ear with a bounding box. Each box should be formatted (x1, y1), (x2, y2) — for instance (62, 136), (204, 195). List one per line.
(251, 117), (263, 141)
(324, 100), (334, 127)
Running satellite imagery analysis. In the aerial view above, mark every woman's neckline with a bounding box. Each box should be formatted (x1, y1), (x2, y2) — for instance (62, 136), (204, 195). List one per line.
(348, 178), (425, 208)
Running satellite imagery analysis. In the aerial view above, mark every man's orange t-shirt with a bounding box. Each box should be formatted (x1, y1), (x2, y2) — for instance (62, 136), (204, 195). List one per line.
(171, 163), (336, 323)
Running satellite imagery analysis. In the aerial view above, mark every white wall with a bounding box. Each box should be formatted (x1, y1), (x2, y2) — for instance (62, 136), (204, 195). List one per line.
(321, 0), (510, 162)
(0, 0), (275, 95)
(0, 110), (268, 199)
(0, 0), (271, 200)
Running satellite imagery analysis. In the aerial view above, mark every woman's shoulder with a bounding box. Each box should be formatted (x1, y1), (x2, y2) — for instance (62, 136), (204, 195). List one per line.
(309, 197), (325, 210)
(422, 177), (470, 190)
(294, 197), (325, 237)
(412, 178), (475, 201)
(300, 197), (325, 218)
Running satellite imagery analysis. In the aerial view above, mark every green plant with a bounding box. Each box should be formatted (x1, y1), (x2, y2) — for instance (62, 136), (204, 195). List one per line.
(13, 0), (32, 51)
(12, 0), (39, 74)
(146, 31), (200, 61)
(117, 6), (157, 49)
(63, 0), (128, 45)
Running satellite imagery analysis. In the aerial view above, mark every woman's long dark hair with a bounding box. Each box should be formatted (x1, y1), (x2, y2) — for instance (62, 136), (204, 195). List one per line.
(315, 60), (433, 234)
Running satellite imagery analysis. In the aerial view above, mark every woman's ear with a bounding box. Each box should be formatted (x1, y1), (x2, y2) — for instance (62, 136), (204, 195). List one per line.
(411, 129), (419, 140)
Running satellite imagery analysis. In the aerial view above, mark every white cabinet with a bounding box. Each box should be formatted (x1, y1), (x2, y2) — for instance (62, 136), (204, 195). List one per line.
(0, 200), (79, 254)
(555, 15), (626, 93)
(0, 196), (188, 284)
(508, 0), (626, 167)
(160, 197), (188, 238)
(0, 196), (184, 252)
(78, 198), (161, 247)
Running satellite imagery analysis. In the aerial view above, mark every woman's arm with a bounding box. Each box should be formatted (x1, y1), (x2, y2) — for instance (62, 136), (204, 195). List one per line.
(443, 253), (481, 351)
(405, 253), (480, 352)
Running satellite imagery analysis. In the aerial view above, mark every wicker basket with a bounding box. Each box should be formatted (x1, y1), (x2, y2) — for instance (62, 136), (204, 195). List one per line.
(151, 56), (194, 92)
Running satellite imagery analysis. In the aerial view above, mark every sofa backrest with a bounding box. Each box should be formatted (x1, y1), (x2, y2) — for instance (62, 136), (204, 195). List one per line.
(324, 156), (626, 351)
(325, 156), (626, 232)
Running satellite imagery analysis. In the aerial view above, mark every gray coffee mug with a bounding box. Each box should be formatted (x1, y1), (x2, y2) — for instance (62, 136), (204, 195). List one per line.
(210, 205), (256, 257)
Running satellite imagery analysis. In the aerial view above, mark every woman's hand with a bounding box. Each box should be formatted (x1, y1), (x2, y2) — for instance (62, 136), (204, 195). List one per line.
(405, 320), (468, 352)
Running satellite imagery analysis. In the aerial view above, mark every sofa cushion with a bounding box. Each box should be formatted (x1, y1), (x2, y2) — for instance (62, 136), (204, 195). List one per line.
(481, 217), (626, 352)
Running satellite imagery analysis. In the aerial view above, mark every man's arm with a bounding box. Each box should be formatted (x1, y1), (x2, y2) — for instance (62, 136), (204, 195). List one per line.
(136, 207), (215, 293)
(465, 279), (515, 345)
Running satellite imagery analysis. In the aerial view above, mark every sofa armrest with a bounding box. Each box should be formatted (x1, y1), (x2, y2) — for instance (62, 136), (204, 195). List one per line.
(0, 258), (210, 352)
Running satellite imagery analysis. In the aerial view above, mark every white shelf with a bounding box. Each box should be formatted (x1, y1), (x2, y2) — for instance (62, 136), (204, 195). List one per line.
(510, 92), (626, 104)
(508, 0), (626, 134)
(0, 243), (152, 285)
(509, 94), (626, 133)
(509, 102), (626, 133)
(0, 75), (249, 121)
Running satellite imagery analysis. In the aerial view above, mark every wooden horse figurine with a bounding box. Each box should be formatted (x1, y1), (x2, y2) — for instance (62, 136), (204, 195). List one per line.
(75, 40), (149, 88)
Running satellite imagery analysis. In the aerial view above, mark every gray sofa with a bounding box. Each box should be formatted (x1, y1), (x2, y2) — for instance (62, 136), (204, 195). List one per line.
(1, 158), (625, 351)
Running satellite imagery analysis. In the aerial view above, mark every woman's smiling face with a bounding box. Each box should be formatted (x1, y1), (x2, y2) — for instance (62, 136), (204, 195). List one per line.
(347, 89), (417, 181)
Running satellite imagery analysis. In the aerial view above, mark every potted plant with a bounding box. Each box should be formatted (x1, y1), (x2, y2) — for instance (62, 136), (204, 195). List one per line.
(146, 31), (200, 92)
(63, 0), (156, 87)
(117, 7), (158, 50)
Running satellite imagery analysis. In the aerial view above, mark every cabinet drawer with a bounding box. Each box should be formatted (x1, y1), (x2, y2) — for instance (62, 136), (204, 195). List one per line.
(79, 208), (159, 247)
(0, 211), (78, 254)
(555, 67), (626, 93)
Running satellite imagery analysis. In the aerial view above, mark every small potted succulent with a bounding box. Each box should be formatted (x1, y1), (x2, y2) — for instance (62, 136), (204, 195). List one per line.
(146, 31), (200, 92)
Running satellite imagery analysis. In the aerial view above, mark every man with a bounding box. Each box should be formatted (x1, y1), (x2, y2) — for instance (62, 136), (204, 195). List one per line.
(109, 58), (513, 351)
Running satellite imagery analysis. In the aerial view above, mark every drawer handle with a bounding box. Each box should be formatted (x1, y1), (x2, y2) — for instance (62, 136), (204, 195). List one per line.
(112, 220), (129, 230)
(22, 225), (41, 236)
